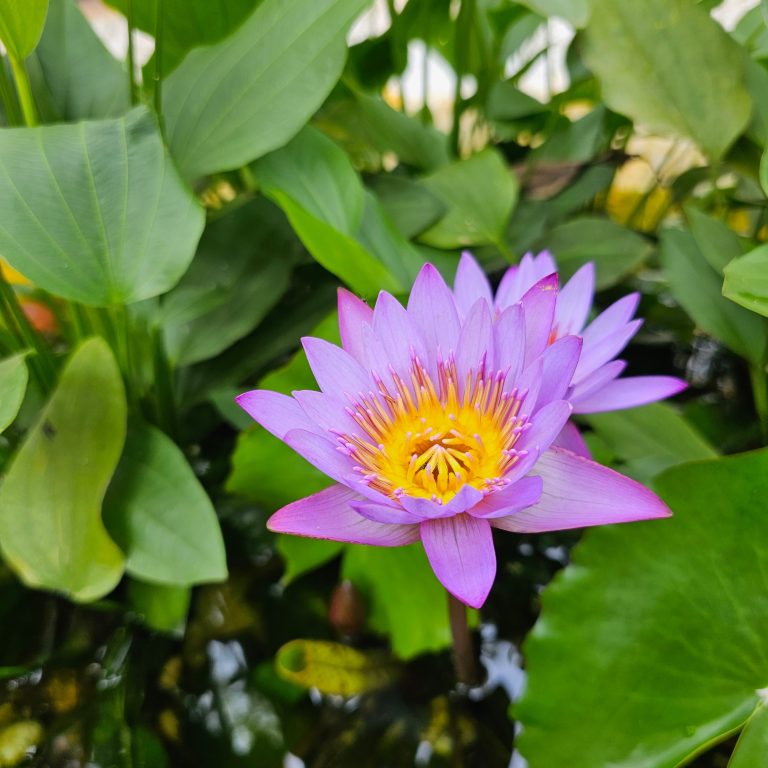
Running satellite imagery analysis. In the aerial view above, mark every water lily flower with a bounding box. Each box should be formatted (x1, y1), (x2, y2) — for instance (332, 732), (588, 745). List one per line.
(237, 264), (671, 608)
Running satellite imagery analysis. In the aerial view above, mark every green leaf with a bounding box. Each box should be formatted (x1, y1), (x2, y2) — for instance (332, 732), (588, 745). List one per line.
(729, 704), (768, 768)
(582, 0), (751, 160)
(162, 198), (295, 366)
(686, 206), (747, 273)
(517, 0), (588, 27)
(104, 423), (227, 587)
(0, 352), (28, 434)
(277, 537), (344, 584)
(486, 80), (547, 122)
(583, 403), (717, 484)
(163, 0), (369, 179)
(276, 639), (399, 696)
(0, 0), (48, 60)
(761, 149), (768, 198)
(418, 149), (519, 249)
(342, 544), (476, 660)
(538, 215), (652, 289)
(33, 0), (129, 120)
(661, 227), (768, 363)
(723, 243), (768, 320)
(0, 338), (126, 602)
(369, 175), (446, 239)
(127, 579), (191, 634)
(0, 107), (204, 306)
(517, 449), (768, 768)
(105, 0), (260, 76)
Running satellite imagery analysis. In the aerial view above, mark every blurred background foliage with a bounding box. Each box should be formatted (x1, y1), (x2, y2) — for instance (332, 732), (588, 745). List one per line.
(0, 0), (767, 765)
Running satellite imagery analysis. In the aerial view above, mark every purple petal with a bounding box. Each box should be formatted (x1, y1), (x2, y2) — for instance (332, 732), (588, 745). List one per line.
(519, 400), (573, 455)
(372, 291), (427, 379)
(338, 288), (373, 364)
(400, 485), (484, 519)
(283, 429), (355, 486)
(551, 421), (591, 458)
(570, 360), (627, 402)
(516, 357), (543, 417)
(454, 251), (493, 318)
(351, 500), (423, 524)
(491, 447), (672, 533)
(456, 299), (494, 380)
(574, 375), (688, 414)
(407, 263), (461, 359)
(555, 262), (594, 335)
(420, 515), (496, 608)
(236, 390), (318, 439)
(502, 445), (540, 485)
(494, 303), (525, 382)
(536, 335), (582, 407)
(496, 252), (557, 310)
(292, 389), (359, 435)
(302, 337), (372, 398)
(268, 484), (419, 546)
(468, 476), (543, 518)
(521, 273), (558, 367)
(574, 319), (642, 382)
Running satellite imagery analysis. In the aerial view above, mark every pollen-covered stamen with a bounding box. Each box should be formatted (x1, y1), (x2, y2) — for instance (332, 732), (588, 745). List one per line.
(338, 356), (530, 503)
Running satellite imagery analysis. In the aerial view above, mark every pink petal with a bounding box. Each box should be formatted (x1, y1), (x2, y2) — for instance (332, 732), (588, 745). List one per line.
(468, 476), (543, 518)
(420, 514), (496, 608)
(302, 337), (372, 397)
(283, 429), (355, 486)
(536, 335), (582, 407)
(235, 390), (318, 439)
(292, 389), (359, 435)
(401, 485), (485, 519)
(519, 400), (572, 454)
(552, 421), (591, 458)
(351, 500), (423, 524)
(338, 288), (373, 364)
(268, 484), (419, 546)
(407, 263), (461, 359)
(456, 298), (494, 380)
(570, 360), (627, 402)
(491, 447), (671, 533)
(574, 319), (642, 382)
(372, 291), (427, 379)
(454, 251), (493, 318)
(573, 375), (688, 414)
(521, 273), (558, 367)
(496, 252), (556, 309)
(494, 303), (525, 382)
(555, 262), (594, 335)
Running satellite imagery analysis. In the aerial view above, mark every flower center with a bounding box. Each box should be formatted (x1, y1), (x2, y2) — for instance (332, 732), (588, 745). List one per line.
(336, 357), (529, 504)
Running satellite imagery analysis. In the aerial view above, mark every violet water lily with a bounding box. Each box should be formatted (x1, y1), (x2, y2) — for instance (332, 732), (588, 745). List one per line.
(237, 262), (672, 609)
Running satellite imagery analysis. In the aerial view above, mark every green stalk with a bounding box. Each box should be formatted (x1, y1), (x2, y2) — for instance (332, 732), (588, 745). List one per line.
(126, 0), (138, 104)
(151, 326), (178, 438)
(153, 0), (164, 122)
(0, 57), (21, 126)
(8, 55), (38, 127)
(750, 363), (768, 443)
(447, 591), (478, 686)
(450, 0), (475, 157)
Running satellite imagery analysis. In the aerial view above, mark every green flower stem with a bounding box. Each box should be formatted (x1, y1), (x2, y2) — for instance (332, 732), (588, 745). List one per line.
(0, 57), (21, 126)
(450, 0), (475, 157)
(153, 0), (164, 123)
(447, 591), (478, 687)
(0, 274), (55, 393)
(126, 0), (138, 104)
(8, 55), (38, 127)
(750, 363), (768, 442)
(151, 325), (178, 438)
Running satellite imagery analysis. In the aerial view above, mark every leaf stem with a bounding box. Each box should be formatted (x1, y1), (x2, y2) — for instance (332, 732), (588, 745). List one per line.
(447, 591), (478, 687)
(151, 325), (178, 438)
(450, 0), (475, 157)
(0, 57), (21, 126)
(126, 0), (138, 104)
(750, 363), (768, 443)
(153, 0), (164, 124)
(8, 55), (38, 127)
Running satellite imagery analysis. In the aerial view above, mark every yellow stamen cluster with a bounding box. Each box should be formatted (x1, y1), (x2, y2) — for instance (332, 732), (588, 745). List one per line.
(337, 357), (529, 504)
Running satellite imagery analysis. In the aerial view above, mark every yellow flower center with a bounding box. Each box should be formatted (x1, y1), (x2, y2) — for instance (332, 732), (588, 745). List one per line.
(339, 358), (528, 504)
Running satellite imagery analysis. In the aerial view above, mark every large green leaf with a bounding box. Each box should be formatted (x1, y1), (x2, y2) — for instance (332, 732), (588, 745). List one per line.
(34, 0), (129, 120)
(584, 403), (717, 484)
(582, 0), (751, 160)
(723, 244), (768, 319)
(163, 0), (369, 179)
(660, 227), (767, 364)
(517, 449), (768, 767)
(162, 198), (295, 366)
(104, 423), (227, 587)
(0, 107), (204, 306)
(686, 207), (747, 273)
(369, 175), (446, 239)
(517, 0), (588, 27)
(0, 338), (126, 602)
(418, 149), (519, 249)
(0, 352), (28, 434)
(105, 0), (260, 76)
(539, 216), (652, 289)
(0, 0), (48, 60)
